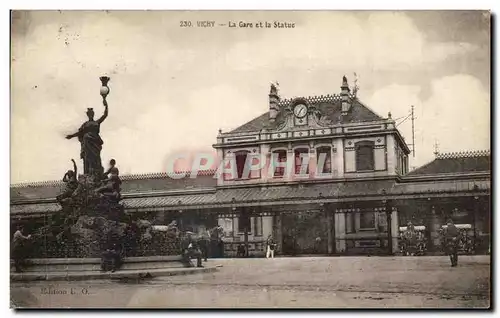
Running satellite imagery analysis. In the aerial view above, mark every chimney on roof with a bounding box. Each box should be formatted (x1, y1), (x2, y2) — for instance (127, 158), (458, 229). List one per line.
(341, 76), (351, 114)
(269, 83), (280, 122)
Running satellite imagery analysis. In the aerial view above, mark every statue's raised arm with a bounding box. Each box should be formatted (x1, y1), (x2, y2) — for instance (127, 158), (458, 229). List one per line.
(97, 99), (108, 124)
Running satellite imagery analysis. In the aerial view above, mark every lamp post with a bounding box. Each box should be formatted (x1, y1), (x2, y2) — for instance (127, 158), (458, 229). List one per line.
(99, 76), (110, 101)
(177, 200), (183, 231)
(318, 193), (325, 255)
(382, 189), (393, 255)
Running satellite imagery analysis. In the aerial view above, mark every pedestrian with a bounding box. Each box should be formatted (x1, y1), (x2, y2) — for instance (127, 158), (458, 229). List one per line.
(11, 225), (31, 273)
(404, 221), (417, 256)
(444, 219), (460, 267)
(198, 228), (210, 262)
(101, 243), (122, 272)
(182, 232), (203, 268)
(266, 234), (276, 259)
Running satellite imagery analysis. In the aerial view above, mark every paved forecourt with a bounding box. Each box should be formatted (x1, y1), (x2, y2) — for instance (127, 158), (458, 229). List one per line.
(11, 255), (490, 308)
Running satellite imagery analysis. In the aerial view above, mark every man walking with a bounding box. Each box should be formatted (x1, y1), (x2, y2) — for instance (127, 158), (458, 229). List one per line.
(266, 234), (276, 259)
(444, 219), (460, 267)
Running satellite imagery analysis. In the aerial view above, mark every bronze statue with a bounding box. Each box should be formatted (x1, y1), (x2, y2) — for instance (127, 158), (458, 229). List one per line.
(56, 159), (79, 204)
(66, 99), (108, 177)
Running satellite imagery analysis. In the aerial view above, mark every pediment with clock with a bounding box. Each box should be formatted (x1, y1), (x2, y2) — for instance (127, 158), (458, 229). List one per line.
(274, 97), (332, 132)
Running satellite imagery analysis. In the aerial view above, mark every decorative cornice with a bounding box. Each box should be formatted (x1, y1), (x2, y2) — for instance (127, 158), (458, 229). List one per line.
(277, 93), (355, 107)
(436, 150), (490, 159)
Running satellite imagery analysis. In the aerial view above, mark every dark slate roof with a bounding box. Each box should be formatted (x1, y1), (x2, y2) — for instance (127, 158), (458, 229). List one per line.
(230, 95), (384, 133)
(406, 151), (491, 176)
(10, 170), (218, 202)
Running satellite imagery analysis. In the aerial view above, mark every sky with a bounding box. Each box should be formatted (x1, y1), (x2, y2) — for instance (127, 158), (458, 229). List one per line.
(10, 10), (490, 183)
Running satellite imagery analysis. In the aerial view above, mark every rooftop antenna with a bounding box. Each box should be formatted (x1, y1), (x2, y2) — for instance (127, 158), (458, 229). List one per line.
(352, 72), (359, 97)
(399, 106), (416, 158)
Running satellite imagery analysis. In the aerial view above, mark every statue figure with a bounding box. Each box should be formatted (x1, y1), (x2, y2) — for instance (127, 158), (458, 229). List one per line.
(56, 159), (78, 205)
(165, 220), (179, 239)
(270, 82), (279, 95)
(66, 99), (108, 177)
(96, 159), (122, 205)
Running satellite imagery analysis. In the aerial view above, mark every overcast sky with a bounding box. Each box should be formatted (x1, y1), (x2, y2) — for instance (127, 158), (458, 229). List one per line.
(11, 10), (490, 183)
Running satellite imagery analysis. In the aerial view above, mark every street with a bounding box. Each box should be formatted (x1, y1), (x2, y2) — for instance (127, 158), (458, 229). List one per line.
(11, 255), (490, 308)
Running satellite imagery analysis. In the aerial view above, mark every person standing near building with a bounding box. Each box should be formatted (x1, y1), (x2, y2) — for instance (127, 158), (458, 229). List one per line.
(444, 219), (460, 267)
(11, 225), (31, 272)
(266, 234), (276, 259)
(182, 232), (203, 268)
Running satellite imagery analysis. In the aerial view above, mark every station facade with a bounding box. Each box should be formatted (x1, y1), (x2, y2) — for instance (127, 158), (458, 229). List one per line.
(10, 77), (491, 257)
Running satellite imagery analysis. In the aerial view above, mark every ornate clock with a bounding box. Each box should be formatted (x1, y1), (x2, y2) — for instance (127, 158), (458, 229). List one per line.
(294, 104), (308, 118)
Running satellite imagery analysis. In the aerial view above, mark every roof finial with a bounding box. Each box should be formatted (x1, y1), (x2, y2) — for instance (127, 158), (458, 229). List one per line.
(433, 140), (440, 157)
(388, 111), (392, 119)
(270, 81), (279, 95)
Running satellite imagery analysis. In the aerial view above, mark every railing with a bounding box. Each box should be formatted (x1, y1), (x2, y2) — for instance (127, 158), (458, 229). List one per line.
(16, 233), (182, 259)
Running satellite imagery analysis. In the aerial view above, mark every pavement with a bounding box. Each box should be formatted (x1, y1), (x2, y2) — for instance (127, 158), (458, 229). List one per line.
(10, 255), (490, 308)
(11, 266), (217, 282)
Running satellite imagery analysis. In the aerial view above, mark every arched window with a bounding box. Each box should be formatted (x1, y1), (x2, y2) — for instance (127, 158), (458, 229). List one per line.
(294, 148), (310, 174)
(272, 150), (287, 178)
(355, 141), (375, 171)
(316, 146), (332, 174)
(235, 150), (250, 179)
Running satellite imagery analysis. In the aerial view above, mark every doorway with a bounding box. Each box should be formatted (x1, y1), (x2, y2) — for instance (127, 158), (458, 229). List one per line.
(281, 210), (328, 255)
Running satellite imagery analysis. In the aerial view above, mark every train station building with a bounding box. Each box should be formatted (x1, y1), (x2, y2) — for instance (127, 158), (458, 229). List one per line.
(10, 77), (491, 257)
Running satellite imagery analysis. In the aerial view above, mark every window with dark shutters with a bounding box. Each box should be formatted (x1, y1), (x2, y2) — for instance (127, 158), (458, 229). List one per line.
(355, 141), (375, 171)
(294, 148), (309, 174)
(317, 147), (332, 174)
(272, 150), (287, 177)
(235, 151), (250, 179)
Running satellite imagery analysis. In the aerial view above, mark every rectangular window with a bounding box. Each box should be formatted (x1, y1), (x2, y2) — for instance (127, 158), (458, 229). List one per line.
(235, 151), (249, 179)
(272, 150), (287, 178)
(355, 141), (375, 171)
(294, 148), (310, 174)
(238, 215), (251, 233)
(359, 211), (376, 230)
(317, 147), (332, 174)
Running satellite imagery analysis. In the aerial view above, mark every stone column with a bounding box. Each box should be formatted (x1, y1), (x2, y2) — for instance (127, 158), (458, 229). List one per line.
(274, 213), (283, 253)
(326, 207), (334, 254)
(216, 149), (224, 186)
(309, 141), (317, 179)
(386, 135), (397, 175)
(332, 138), (344, 178)
(260, 144), (270, 182)
(335, 208), (346, 253)
(391, 207), (399, 254)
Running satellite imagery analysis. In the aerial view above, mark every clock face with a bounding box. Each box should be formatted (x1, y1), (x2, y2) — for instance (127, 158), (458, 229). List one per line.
(294, 104), (308, 118)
